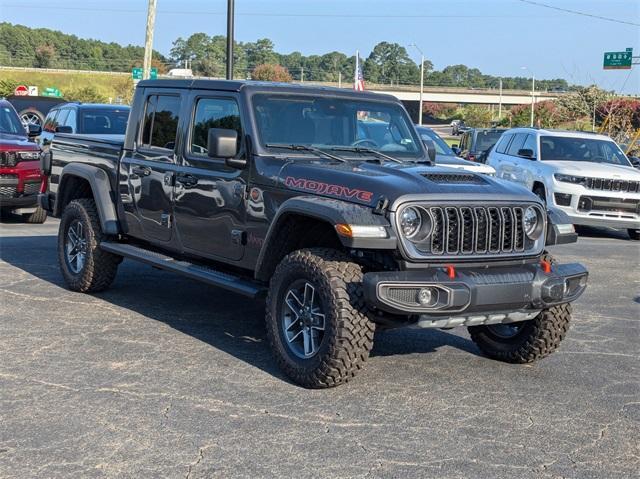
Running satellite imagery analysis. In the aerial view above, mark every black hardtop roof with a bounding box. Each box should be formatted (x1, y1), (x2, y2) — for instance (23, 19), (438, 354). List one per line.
(52, 102), (130, 111)
(136, 79), (397, 101)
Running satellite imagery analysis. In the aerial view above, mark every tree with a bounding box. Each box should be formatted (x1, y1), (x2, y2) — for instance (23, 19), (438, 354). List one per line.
(245, 38), (277, 68)
(34, 44), (55, 68)
(251, 64), (292, 82)
(0, 78), (19, 97)
(366, 42), (419, 85)
(509, 101), (559, 128)
(459, 105), (493, 127)
(555, 85), (610, 124)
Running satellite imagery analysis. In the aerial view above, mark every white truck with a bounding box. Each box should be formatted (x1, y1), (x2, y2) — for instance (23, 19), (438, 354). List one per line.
(487, 128), (640, 240)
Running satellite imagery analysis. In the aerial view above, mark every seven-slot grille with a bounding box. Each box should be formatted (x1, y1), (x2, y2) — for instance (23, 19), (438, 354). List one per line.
(400, 204), (540, 258)
(584, 177), (640, 193)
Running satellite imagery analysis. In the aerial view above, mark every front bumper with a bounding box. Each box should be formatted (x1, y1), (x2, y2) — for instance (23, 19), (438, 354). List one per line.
(363, 262), (588, 317)
(0, 161), (45, 209)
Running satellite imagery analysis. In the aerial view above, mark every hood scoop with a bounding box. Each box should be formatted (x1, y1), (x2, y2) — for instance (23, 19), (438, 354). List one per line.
(422, 172), (486, 184)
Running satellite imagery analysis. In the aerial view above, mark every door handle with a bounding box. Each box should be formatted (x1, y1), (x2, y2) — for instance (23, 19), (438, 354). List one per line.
(131, 166), (151, 177)
(176, 173), (198, 187)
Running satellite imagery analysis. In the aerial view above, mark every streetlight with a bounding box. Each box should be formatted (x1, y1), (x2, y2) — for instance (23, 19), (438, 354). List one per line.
(409, 43), (425, 125)
(521, 66), (536, 127)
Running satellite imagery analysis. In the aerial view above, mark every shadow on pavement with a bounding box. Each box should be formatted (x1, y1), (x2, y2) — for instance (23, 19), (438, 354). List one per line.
(1, 233), (481, 385)
(575, 225), (634, 241)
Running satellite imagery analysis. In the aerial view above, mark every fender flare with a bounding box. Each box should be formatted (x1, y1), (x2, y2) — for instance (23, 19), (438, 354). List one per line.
(254, 196), (396, 281)
(55, 163), (120, 235)
(545, 206), (577, 246)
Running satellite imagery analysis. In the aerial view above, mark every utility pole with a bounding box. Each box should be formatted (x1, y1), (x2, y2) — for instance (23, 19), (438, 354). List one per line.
(530, 74), (535, 127)
(338, 71), (342, 88)
(498, 78), (503, 120)
(301, 66), (304, 83)
(226, 0), (234, 80)
(143, 0), (157, 80)
(409, 44), (425, 125)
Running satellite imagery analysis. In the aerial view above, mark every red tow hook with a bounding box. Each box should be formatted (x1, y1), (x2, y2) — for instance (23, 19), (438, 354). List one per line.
(540, 259), (552, 274)
(444, 265), (456, 279)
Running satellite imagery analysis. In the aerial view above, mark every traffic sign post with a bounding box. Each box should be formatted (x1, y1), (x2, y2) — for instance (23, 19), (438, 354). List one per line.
(603, 48), (633, 70)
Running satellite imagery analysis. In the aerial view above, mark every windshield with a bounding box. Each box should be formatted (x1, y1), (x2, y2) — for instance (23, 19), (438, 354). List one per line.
(252, 94), (423, 159)
(0, 104), (26, 136)
(416, 127), (455, 156)
(79, 109), (129, 135)
(540, 136), (631, 166)
(474, 131), (503, 152)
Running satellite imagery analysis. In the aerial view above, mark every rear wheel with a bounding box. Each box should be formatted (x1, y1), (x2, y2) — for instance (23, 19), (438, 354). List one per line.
(23, 206), (47, 224)
(265, 248), (375, 388)
(58, 198), (120, 292)
(468, 304), (572, 363)
(627, 229), (640, 241)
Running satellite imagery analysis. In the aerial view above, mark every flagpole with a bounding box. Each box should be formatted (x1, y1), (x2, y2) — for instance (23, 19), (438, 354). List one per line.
(354, 50), (359, 90)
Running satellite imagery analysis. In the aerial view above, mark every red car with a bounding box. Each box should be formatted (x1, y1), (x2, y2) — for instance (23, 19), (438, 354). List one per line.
(0, 99), (47, 223)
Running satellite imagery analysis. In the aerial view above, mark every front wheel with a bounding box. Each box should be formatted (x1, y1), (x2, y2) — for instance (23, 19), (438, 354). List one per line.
(468, 304), (572, 363)
(23, 206), (47, 224)
(265, 248), (375, 388)
(628, 229), (640, 241)
(58, 198), (120, 292)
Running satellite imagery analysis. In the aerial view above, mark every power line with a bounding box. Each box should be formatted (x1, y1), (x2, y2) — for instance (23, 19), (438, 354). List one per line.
(1, 3), (551, 18)
(516, 0), (640, 27)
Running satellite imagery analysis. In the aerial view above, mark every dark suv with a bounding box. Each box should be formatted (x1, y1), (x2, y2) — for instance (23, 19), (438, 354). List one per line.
(453, 128), (506, 163)
(0, 100), (46, 223)
(40, 80), (587, 388)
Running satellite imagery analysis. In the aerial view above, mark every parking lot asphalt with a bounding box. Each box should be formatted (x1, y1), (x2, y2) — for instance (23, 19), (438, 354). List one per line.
(1, 218), (638, 478)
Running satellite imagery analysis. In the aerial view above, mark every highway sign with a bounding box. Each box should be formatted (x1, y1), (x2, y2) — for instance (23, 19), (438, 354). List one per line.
(42, 87), (62, 97)
(133, 67), (158, 80)
(14, 85), (29, 96)
(603, 48), (633, 70)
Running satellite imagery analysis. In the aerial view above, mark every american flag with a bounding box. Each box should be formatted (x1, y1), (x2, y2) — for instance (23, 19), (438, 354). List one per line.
(354, 51), (365, 91)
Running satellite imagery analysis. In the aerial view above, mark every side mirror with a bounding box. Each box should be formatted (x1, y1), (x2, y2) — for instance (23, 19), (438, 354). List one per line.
(28, 124), (42, 138)
(451, 146), (461, 155)
(422, 138), (437, 163)
(518, 148), (535, 159)
(208, 128), (244, 168)
(629, 156), (640, 169)
(55, 125), (73, 134)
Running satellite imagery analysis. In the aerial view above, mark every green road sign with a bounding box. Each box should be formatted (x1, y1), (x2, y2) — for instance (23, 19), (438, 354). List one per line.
(133, 67), (158, 80)
(603, 48), (633, 70)
(42, 87), (62, 97)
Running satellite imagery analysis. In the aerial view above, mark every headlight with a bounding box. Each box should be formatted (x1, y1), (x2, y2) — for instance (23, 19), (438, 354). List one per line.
(0, 151), (39, 167)
(400, 207), (422, 238)
(523, 206), (543, 240)
(554, 173), (586, 185)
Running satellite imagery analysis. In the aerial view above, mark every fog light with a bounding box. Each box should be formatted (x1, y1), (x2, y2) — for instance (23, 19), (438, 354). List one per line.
(554, 193), (572, 206)
(542, 279), (566, 303)
(417, 287), (437, 306)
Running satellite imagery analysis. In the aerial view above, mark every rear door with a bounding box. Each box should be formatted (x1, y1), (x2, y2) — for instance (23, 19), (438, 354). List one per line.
(172, 92), (247, 261)
(510, 133), (538, 187)
(501, 133), (528, 184)
(120, 90), (184, 243)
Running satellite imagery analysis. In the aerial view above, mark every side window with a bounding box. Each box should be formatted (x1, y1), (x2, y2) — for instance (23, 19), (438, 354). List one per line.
(506, 133), (527, 156)
(44, 109), (59, 132)
(460, 132), (468, 150)
(64, 109), (77, 132)
(495, 134), (511, 154)
(522, 134), (537, 156)
(189, 97), (241, 156)
(141, 94), (181, 150)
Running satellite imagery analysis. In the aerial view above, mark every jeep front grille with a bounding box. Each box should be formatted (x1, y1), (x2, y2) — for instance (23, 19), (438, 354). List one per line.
(584, 177), (640, 193)
(396, 203), (544, 260)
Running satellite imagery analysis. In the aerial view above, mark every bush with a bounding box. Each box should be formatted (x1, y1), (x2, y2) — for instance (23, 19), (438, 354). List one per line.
(251, 64), (292, 82)
(509, 100), (558, 128)
(0, 78), (19, 98)
(459, 105), (493, 128)
(64, 85), (109, 103)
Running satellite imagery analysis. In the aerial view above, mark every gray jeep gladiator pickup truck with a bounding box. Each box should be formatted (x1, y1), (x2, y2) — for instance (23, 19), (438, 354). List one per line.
(40, 79), (588, 388)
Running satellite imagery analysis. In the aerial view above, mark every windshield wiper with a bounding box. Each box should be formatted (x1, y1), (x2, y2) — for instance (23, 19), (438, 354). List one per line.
(327, 146), (403, 164)
(265, 143), (346, 163)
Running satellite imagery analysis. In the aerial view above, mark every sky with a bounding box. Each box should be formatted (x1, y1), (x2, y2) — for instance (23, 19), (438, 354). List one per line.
(1, 0), (638, 94)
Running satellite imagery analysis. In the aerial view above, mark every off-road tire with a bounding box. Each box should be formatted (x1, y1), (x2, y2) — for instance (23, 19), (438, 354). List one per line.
(265, 248), (375, 388)
(23, 206), (47, 224)
(58, 198), (120, 292)
(468, 303), (572, 363)
(627, 229), (640, 241)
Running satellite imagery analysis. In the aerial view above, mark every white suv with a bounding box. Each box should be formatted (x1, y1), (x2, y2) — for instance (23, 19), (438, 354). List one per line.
(487, 128), (640, 240)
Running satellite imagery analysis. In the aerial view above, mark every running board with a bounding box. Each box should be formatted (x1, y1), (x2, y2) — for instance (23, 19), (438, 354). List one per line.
(100, 242), (266, 299)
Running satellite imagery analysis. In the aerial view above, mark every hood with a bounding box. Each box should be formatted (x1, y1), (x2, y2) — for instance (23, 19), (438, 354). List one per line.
(435, 153), (495, 174)
(547, 160), (640, 179)
(276, 158), (537, 211)
(0, 131), (39, 152)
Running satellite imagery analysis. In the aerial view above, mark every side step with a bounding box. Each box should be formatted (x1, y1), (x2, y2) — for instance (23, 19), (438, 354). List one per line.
(100, 242), (266, 299)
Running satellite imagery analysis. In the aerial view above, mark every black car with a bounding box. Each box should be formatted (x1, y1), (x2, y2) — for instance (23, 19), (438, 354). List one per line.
(40, 80), (586, 388)
(38, 102), (130, 155)
(452, 128), (506, 163)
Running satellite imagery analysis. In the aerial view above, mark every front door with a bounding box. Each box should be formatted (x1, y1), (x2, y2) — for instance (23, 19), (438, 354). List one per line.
(121, 92), (183, 243)
(172, 93), (247, 261)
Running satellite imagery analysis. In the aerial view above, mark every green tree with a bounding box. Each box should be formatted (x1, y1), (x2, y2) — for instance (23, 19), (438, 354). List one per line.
(34, 44), (55, 68)
(365, 42), (419, 85)
(459, 105), (493, 127)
